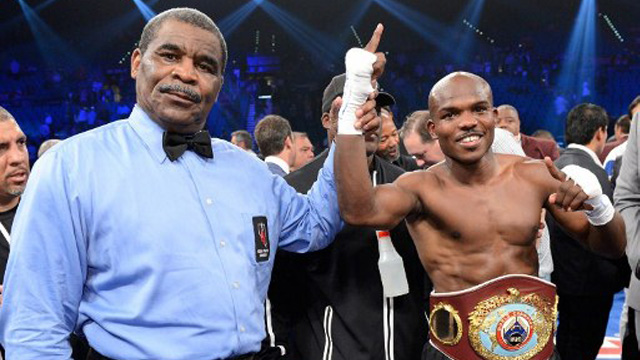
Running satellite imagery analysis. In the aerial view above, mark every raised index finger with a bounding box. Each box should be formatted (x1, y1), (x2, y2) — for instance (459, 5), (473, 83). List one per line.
(544, 156), (566, 182)
(364, 23), (384, 53)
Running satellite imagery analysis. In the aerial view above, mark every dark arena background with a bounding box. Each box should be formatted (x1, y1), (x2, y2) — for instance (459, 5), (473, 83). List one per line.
(1, 0), (638, 164)
(0, 1), (638, 358)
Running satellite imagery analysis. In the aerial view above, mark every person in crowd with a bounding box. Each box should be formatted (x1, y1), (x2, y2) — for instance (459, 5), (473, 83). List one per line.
(266, 73), (429, 359)
(614, 111), (640, 359)
(629, 95), (640, 119)
(37, 139), (61, 158)
(399, 110), (444, 168)
(0, 9), (382, 359)
(549, 103), (630, 360)
(532, 129), (564, 156)
(290, 131), (314, 172)
(609, 98), (640, 188)
(231, 129), (255, 153)
(497, 104), (560, 160)
(601, 114), (631, 164)
(0, 107), (28, 358)
(532, 129), (556, 142)
(0, 106), (29, 296)
(254, 115), (296, 176)
(334, 61), (626, 360)
(376, 105), (420, 171)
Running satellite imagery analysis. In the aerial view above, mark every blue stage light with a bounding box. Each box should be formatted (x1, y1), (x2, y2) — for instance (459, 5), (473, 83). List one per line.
(546, 0), (597, 137)
(132, 0), (156, 22)
(218, 1), (260, 36)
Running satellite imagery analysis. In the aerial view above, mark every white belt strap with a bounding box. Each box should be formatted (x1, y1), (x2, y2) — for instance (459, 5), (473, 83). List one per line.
(0, 222), (9, 246)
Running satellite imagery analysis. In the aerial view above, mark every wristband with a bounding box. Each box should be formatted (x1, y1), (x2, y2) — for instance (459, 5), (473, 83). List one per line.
(338, 48), (377, 135)
(584, 194), (615, 226)
(561, 165), (613, 225)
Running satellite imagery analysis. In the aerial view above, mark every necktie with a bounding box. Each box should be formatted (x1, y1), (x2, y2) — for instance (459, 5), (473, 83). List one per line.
(162, 130), (214, 161)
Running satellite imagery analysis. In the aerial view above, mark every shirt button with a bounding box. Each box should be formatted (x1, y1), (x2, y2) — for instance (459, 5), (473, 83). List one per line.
(220, 240), (226, 247)
(239, 326), (246, 332)
(205, 198), (213, 205)
(232, 282), (240, 289)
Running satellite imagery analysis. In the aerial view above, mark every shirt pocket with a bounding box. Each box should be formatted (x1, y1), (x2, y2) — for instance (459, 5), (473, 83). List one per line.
(241, 213), (274, 294)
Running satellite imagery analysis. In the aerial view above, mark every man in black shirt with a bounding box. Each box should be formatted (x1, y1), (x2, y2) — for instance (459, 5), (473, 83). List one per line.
(0, 106), (30, 288)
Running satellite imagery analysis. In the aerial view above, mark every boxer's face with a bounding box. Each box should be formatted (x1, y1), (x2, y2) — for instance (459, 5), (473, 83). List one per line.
(429, 76), (496, 165)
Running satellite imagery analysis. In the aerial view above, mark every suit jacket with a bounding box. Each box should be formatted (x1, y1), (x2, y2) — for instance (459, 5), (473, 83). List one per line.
(392, 154), (420, 172)
(266, 161), (287, 177)
(614, 114), (640, 309)
(550, 147), (630, 295)
(521, 134), (559, 160)
(267, 150), (429, 360)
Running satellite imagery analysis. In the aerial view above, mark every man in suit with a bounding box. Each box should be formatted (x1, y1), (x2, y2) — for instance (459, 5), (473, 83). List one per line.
(290, 132), (314, 172)
(549, 103), (630, 360)
(231, 129), (255, 153)
(265, 74), (429, 360)
(615, 111), (640, 359)
(399, 110), (444, 169)
(254, 115), (297, 176)
(601, 114), (630, 164)
(497, 104), (560, 160)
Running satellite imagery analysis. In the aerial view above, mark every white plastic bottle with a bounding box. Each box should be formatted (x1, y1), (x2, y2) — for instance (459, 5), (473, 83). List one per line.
(377, 230), (409, 297)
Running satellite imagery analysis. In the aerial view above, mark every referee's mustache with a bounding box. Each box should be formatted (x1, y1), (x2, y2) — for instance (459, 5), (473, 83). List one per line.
(159, 84), (202, 104)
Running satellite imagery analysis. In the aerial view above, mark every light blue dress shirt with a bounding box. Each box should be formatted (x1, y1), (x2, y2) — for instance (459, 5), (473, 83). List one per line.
(0, 106), (342, 359)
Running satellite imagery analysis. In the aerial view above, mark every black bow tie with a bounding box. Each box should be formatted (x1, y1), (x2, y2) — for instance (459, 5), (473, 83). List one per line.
(162, 130), (213, 162)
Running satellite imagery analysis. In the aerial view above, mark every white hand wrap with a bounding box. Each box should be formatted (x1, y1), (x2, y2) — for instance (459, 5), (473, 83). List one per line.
(338, 48), (377, 135)
(561, 164), (614, 226)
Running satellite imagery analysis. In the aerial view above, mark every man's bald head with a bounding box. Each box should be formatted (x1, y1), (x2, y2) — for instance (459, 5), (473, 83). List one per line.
(0, 106), (15, 123)
(496, 104), (518, 116)
(425, 72), (497, 165)
(428, 72), (493, 118)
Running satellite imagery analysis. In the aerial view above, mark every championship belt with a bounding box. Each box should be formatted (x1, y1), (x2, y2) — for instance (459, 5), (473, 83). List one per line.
(428, 274), (557, 360)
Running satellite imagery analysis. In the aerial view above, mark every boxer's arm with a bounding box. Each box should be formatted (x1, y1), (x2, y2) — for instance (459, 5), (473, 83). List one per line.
(542, 159), (626, 258)
(336, 134), (420, 228)
(335, 24), (418, 229)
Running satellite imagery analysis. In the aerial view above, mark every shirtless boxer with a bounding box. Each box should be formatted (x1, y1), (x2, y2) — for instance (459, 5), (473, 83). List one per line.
(334, 26), (626, 360)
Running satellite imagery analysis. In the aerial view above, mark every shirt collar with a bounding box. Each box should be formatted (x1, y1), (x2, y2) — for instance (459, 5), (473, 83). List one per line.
(567, 143), (603, 167)
(265, 156), (290, 174)
(128, 105), (170, 164)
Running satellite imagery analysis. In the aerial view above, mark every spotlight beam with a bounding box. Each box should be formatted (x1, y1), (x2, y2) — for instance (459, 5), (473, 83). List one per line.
(16, 0), (81, 66)
(218, 1), (259, 36)
(338, 0), (374, 43)
(1, 0), (57, 34)
(372, 0), (456, 57)
(547, 0), (597, 136)
(455, 0), (487, 63)
(258, 0), (341, 62)
(132, 0), (157, 21)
